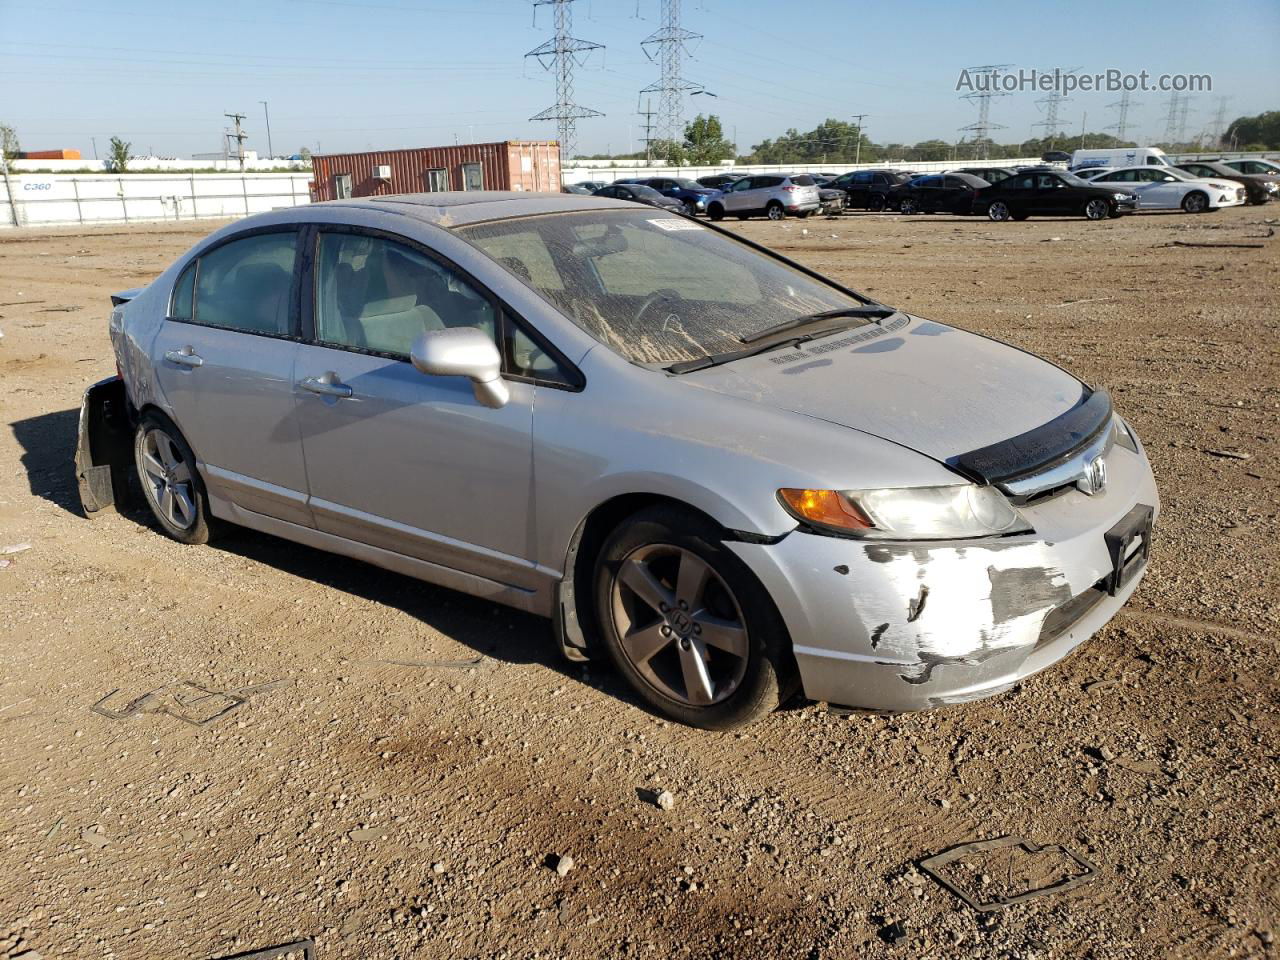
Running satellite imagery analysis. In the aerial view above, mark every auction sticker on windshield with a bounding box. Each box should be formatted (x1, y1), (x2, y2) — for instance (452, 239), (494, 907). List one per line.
(647, 218), (704, 231)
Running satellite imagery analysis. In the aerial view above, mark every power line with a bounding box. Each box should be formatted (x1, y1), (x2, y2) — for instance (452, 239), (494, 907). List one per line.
(525, 0), (604, 162)
(640, 0), (703, 146)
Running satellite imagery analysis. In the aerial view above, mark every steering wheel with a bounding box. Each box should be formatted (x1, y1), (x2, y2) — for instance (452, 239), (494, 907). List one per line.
(633, 288), (683, 328)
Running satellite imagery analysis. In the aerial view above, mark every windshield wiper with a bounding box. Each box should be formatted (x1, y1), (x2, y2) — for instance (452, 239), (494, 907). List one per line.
(667, 324), (855, 375)
(739, 304), (897, 344)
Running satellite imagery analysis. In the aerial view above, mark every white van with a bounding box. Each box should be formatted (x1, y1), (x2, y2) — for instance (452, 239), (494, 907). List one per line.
(1070, 146), (1169, 170)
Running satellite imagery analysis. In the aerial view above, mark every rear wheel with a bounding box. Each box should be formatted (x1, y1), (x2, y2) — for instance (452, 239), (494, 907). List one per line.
(707, 203), (725, 221)
(594, 506), (797, 729)
(868, 194), (886, 212)
(986, 200), (1012, 222)
(766, 202), (786, 220)
(1084, 198), (1110, 220)
(1182, 191), (1209, 213)
(133, 412), (222, 545)
(1012, 211), (1031, 221)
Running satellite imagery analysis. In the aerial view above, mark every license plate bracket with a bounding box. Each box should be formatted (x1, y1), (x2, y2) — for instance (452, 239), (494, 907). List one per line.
(1103, 503), (1154, 596)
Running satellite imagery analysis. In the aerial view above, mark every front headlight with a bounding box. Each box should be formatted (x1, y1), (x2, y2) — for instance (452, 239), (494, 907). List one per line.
(1114, 192), (1130, 201)
(1265, 182), (1278, 193)
(696, 197), (706, 206)
(778, 485), (1032, 540)
(1207, 182), (1229, 190)
(1112, 415), (1140, 454)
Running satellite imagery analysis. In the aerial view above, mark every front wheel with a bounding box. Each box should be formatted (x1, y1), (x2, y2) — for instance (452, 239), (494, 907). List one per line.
(1182, 191), (1209, 213)
(594, 506), (797, 729)
(898, 197), (919, 215)
(987, 200), (1012, 222)
(707, 203), (725, 221)
(683, 200), (699, 216)
(1084, 198), (1111, 220)
(766, 202), (786, 220)
(134, 412), (222, 545)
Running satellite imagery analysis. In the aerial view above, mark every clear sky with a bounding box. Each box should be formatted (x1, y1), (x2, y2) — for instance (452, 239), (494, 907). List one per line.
(3, 0), (1278, 160)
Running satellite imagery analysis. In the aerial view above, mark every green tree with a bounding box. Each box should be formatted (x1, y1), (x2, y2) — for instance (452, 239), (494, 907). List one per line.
(106, 136), (132, 172)
(298, 146), (312, 161)
(748, 118), (865, 164)
(1224, 111), (1280, 150)
(682, 114), (735, 165)
(650, 138), (687, 165)
(0, 123), (19, 161)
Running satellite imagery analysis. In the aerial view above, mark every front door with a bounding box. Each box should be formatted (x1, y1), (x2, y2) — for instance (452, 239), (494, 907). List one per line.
(151, 228), (311, 526)
(291, 228), (538, 590)
(1034, 173), (1075, 214)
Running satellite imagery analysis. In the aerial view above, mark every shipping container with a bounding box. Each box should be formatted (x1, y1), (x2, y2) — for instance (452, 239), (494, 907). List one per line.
(20, 149), (83, 160)
(309, 141), (561, 202)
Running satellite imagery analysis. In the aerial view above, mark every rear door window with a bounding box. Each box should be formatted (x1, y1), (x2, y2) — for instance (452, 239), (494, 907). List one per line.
(191, 231), (298, 335)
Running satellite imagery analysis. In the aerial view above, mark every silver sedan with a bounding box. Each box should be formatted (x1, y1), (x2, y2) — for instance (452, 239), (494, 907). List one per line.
(79, 192), (1158, 729)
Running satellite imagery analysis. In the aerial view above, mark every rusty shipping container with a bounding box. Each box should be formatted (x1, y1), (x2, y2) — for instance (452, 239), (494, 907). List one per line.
(309, 140), (561, 202)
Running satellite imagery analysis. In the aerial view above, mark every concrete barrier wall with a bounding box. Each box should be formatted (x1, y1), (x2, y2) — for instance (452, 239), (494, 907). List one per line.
(0, 172), (312, 228)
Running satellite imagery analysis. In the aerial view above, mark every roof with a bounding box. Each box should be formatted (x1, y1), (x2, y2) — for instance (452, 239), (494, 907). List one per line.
(319, 190), (635, 227)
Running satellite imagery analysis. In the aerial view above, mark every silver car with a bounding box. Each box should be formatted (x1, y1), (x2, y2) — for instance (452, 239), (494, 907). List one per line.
(79, 192), (1158, 729)
(707, 174), (822, 221)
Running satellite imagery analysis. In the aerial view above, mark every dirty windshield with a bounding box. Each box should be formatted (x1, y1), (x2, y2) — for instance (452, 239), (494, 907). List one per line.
(456, 210), (869, 364)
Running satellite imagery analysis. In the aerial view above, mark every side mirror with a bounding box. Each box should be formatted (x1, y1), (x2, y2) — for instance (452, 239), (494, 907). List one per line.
(410, 327), (509, 409)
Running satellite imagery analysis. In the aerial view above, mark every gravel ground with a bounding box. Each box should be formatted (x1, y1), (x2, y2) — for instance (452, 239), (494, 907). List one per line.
(0, 207), (1276, 960)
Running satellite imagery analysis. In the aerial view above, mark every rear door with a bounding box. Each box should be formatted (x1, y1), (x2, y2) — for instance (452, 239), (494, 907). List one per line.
(995, 173), (1035, 213)
(151, 228), (311, 525)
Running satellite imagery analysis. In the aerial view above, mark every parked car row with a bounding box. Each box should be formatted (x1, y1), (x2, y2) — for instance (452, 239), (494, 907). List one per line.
(564, 155), (1277, 223)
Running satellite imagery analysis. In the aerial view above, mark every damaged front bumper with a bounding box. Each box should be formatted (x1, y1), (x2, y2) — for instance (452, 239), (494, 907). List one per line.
(728, 441), (1159, 712)
(75, 375), (135, 516)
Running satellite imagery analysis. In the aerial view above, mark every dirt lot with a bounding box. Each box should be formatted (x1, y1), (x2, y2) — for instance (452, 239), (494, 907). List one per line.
(1, 206), (1277, 960)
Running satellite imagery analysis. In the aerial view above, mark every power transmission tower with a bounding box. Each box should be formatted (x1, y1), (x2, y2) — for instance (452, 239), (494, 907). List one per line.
(525, 0), (604, 164)
(224, 112), (248, 171)
(637, 97), (658, 163)
(1161, 93), (1182, 145)
(1106, 89), (1139, 142)
(957, 64), (1012, 160)
(1176, 95), (1193, 145)
(1032, 67), (1077, 148)
(640, 0), (704, 149)
(1207, 95), (1230, 146)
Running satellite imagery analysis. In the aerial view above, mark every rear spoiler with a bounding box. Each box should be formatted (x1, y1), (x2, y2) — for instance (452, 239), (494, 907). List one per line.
(110, 287), (143, 307)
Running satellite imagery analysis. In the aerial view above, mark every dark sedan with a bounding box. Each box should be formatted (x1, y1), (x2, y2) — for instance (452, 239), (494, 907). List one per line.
(592, 183), (686, 213)
(826, 169), (916, 210)
(618, 177), (723, 216)
(952, 166), (1017, 185)
(972, 170), (1137, 221)
(1174, 160), (1278, 205)
(896, 173), (990, 215)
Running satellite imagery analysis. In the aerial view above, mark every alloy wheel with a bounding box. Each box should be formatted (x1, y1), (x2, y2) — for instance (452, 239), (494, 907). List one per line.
(610, 544), (750, 706)
(899, 198), (918, 215)
(767, 204), (785, 220)
(139, 427), (197, 530)
(1183, 192), (1208, 213)
(987, 201), (1011, 221)
(1085, 198), (1109, 220)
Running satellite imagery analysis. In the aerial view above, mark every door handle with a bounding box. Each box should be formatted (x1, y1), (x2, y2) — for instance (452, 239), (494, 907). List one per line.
(299, 373), (353, 399)
(164, 347), (203, 368)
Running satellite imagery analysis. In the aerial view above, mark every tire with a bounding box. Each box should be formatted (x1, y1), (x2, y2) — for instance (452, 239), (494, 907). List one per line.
(1181, 191), (1209, 213)
(898, 197), (919, 215)
(1012, 211), (1031, 221)
(736, 214), (750, 221)
(133, 411), (222, 545)
(868, 194), (886, 212)
(796, 210), (812, 219)
(766, 202), (786, 220)
(986, 200), (1012, 222)
(683, 200), (698, 216)
(593, 505), (798, 730)
(707, 203), (725, 221)
(1084, 198), (1110, 220)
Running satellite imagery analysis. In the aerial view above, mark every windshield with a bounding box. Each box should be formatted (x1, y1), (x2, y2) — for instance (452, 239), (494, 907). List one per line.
(630, 185), (663, 199)
(1058, 172), (1096, 187)
(456, 209), (871, 364)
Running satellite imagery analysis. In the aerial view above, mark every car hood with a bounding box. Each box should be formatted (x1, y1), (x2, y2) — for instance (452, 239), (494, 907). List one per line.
(680, 314), (1086, 463)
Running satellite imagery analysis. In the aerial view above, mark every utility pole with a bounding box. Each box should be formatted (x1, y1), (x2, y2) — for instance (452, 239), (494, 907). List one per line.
(90, 136), (98, 160)
(259, 100), (274, 159)
(224, 112), (248, 171)
(850, 113), (867, 165)
(957, 64), (1012, 160)
(641, 0), (704, 148)
(1106, 89), (1139, 143)
(1079, 112), (1087, 149)
(637, 96), (657, 163)
(525, 0), (604, 164)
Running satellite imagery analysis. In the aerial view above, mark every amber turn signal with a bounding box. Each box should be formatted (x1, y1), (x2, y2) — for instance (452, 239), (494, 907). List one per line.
(777, 488), (874, 532)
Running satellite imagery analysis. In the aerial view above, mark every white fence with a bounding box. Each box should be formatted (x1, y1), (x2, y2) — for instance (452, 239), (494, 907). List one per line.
(0, 172), (312, 228)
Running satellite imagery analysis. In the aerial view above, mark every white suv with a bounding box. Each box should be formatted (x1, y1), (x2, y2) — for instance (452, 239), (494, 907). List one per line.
(707, 174), (821, 221)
